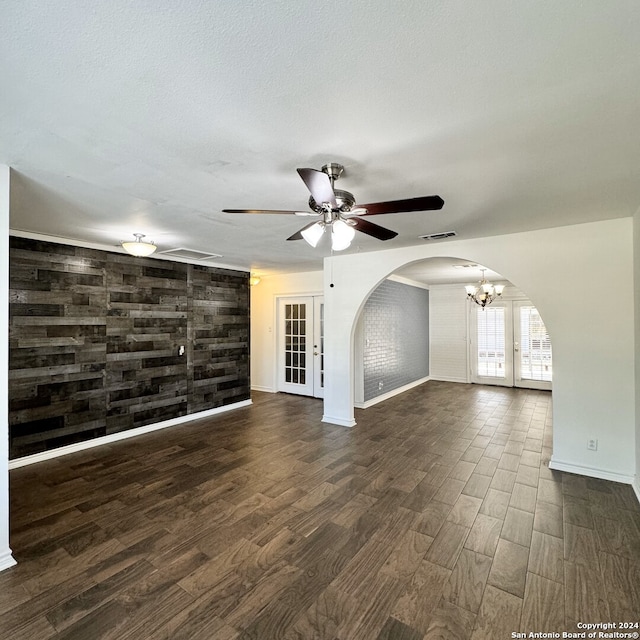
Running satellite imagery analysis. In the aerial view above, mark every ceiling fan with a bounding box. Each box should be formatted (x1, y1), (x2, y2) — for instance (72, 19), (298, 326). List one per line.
(222, 163), (444, 251)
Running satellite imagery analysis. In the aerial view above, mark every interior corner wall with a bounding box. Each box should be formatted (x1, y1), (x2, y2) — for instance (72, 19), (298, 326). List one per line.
(8, 236), (250, 460)
(0, 167), (16, 571)
(250, 270), (323, 393)
(322, 218), (636, 484)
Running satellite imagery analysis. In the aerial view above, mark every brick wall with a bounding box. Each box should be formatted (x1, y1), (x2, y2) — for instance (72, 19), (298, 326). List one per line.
(362, 279), (429, 402)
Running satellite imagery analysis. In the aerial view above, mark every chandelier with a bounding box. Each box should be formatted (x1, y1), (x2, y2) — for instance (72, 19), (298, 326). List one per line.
(465, 269), (504, 308)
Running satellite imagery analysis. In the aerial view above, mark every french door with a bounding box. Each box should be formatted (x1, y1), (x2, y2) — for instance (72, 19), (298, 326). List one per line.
(277, 296), (324, 398)
(470, 301), (552, 390)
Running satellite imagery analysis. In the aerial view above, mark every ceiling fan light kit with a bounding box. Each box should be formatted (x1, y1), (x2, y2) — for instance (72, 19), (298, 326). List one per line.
(300, 221), (325, 248)
(300, 218), (357, 251)
(222, 162), (444, 252)
(465, 269), (504, 308)
(121, 233), (157, 257)
(331, 219), (356, 251)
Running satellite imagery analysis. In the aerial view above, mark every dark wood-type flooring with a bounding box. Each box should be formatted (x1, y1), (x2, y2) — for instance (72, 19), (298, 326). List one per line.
(3, 381), (640, 639)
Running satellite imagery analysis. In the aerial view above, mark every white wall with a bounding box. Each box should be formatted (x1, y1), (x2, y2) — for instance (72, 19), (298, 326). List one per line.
(250, 270), (323, 392)
(323, 218), (636, 483)
(634, 210), (640, 500)
(429, 285), (468, 383)
(0, 166), (16, 571)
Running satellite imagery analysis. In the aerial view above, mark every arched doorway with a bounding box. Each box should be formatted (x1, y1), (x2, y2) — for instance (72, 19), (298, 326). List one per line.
(320, 223), (635, 485)
(350, 257), (552, 410)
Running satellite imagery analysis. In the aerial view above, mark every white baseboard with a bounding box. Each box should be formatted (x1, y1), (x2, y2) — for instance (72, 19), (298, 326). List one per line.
(250, 385), (276, 393)
(429, 376), (469, 384)
(9, 399), (252, 470)
(322, 415), (356, 428)
(549, 456), (636, 485)
(633, 476), (640, 505)
(354, 376), (431, 409)
(0, 549), (16, 573)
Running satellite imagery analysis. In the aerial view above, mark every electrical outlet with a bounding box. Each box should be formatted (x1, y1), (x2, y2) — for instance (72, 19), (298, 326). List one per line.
(378, 381), (384, 390)
(587, 438), (598, 451)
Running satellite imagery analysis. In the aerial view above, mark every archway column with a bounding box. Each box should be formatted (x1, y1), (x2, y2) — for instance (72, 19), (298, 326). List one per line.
(321, 220), (636, 485)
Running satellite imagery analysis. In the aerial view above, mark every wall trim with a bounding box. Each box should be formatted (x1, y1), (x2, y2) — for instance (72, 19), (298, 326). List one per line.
(549, 456), (636, 486)
(322, 415), (356, 428)
(9, 399), (252, 470)
(387, 274), (430, 290)
(355, 376), (431, 409)
(633, 476), (640, 505)
(251, 385), (276, 393)
(429, 375), (469, 384)
(0, 549), (16, 572)
(10, 229), (247, 273)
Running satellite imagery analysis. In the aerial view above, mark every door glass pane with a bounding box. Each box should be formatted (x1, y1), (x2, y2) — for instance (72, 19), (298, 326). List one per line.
(520, 307), (552, 381)
(477, 307), (506, 378)
(284, 303), (307, 386)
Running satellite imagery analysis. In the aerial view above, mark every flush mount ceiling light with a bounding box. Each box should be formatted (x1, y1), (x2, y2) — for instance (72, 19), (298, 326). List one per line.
(121, 233), (157, 257)
(249, 275), (261, 286)
(465, 268), (505, 309)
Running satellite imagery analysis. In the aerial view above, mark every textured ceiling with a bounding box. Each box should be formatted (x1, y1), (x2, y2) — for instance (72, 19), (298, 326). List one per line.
(2, 1), (640, 277)
(395, 259), (505, 287)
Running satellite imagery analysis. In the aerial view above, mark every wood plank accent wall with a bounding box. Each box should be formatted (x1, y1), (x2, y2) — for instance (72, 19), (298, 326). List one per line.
(105, 254), (189, 435)
(8, 237), (249, 459)
(187, 265), (250, 414)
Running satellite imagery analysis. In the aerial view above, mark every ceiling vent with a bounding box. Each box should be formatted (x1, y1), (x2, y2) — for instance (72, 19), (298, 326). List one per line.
(419, 231), (457, 241)
(158, 248), (223, 261)
(452, 263), (479, 269)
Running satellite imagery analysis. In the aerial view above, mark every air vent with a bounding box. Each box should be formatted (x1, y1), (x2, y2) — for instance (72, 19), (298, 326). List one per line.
(419, 231), (457, 241)
(452, 263), (479, 269)
(158, 248), (223, 260)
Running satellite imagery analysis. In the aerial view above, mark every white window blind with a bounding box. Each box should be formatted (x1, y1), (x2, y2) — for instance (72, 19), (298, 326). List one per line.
(477, 307), (506, 378)
(519, 306), (552, 382)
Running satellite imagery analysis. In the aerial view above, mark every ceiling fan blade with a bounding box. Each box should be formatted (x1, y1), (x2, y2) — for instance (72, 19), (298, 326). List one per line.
(286, 221), (320, 241)
(297, 168), (337, 208)
(222, 208), (302, 215)
(357, 195), (444, 216)
(350, 217), (398, 241)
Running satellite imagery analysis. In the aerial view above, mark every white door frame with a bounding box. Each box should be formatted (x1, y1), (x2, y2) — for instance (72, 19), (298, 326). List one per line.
(469, 301), (513, 387)
(469, 300), (552, 390)
(276, 295), (324, 398)
(312, 297), (324, 398)
(513, 301), (552, 391)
